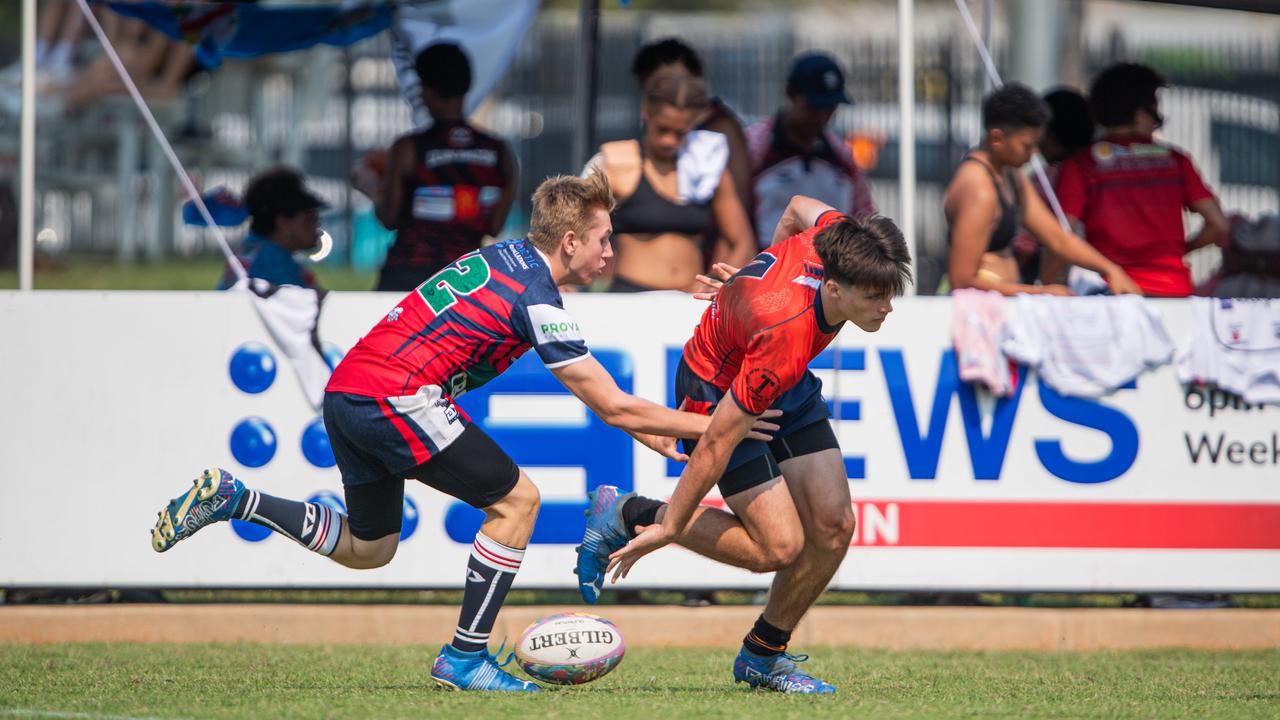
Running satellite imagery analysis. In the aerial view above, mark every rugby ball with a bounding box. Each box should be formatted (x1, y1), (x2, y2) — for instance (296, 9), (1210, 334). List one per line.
(515, 612), (625, 685)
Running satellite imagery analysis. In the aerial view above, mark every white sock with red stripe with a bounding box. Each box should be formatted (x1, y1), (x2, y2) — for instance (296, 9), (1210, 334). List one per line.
(452, 532), (525, 653)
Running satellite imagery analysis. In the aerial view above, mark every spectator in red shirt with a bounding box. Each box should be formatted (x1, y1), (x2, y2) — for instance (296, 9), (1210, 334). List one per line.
(1057, 63), (1229, 297)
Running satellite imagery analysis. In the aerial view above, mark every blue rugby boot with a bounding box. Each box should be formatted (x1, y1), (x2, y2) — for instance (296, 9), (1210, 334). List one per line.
(733, 648), (837, 694)
(430, 643), (540, 692)
(151, 468), (245, 553)
(574, 485), (634, 603)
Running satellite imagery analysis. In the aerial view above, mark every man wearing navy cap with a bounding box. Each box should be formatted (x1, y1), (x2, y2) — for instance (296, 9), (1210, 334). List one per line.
(746, 52), (876, 245)
(218, 166), (326, 290)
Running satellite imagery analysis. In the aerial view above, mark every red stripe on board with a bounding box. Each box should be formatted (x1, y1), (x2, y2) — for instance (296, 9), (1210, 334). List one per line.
(375, 397), (431, 465)
(690, 499), (1280, 549)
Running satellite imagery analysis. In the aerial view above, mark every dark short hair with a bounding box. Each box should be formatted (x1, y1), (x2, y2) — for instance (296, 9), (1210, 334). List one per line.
(982, 83), (1051, 132)
(415, 42), (472, 99)
(631, 38), (703, 84)
(1044, 87), (1095, 154)
(1089, 62), (1166, 127)
(245, 166), (324, 236)
(813, 215), (912, 295)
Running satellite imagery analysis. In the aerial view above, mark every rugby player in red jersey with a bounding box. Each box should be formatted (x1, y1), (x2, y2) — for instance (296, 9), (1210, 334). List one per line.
(576, 195), (911, 694)
(149, 172), (778, 693)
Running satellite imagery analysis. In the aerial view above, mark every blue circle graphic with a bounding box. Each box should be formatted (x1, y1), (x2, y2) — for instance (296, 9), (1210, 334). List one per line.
(229, 342), (277, 394)
(301, 418), (336, 468)
(230, 417), (277, 467)
(400, 495), (419, 541)
(306, 490), (347, 515)
(322, 342), (345, 371)
(230, 518), (271, 543)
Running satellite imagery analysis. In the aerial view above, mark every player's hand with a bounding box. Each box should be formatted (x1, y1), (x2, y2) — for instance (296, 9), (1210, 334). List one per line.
(606, 522), (676, 583)
(631, 431), (688, 462)
(691, 262), (741, 301)
(1104, 266), (1144, 296)
(746, 409), (782, 442)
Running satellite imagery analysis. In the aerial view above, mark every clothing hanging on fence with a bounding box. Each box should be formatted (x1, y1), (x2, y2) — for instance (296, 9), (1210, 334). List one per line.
(1177, 297), (1280, 405)
(951, 288), (1015, 397)
(1003, 294), (1175, 397)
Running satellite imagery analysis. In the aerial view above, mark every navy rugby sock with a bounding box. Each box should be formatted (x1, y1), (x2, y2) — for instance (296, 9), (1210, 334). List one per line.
(453, 532), (525, 653)
(232, 490), (342, 556)
(743, 614), (791, 657)
(620, 496), (664, 537)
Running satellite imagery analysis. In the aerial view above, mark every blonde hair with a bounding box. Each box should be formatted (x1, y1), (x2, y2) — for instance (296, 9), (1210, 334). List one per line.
(642, 70), (710, 115)
(528, 171), (616, 253)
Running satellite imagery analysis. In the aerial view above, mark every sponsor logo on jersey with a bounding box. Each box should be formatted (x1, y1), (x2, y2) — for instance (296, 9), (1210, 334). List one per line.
(529, 304), (585, 345)
(791, 275), (821, 290)
(425, 147), (498, 168)
(386, 306), (403, 322)
(746, 368), (782, 405)
(448, 126), (474, 146)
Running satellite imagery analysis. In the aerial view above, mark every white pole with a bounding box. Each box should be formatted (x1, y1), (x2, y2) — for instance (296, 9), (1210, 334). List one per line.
(18, 0), (35, 291)
(898, 0), (917, 294)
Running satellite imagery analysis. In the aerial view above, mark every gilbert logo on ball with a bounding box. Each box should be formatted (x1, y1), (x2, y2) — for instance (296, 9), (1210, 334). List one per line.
(516, 612), (625, 685)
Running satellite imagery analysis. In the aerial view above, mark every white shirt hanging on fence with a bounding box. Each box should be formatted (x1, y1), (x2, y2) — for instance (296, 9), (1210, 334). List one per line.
(1003, 294), (1175, 397)
(235, 278), (331, 411)
(1177, 297), (1280, 405)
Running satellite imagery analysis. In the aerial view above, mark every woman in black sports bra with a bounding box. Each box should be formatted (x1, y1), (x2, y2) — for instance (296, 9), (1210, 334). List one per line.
(585, 71), (755, 292)
(943, 84), (1139, 296)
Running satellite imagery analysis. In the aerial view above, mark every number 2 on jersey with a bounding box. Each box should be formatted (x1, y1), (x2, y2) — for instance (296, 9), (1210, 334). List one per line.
(418, 254), (492, 314)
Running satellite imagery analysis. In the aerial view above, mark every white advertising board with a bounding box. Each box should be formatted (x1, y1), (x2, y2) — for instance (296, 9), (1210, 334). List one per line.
(0, 291), (1275, 591)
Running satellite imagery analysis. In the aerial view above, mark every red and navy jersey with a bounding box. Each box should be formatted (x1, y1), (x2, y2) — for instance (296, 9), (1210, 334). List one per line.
(1057, 136), (1214, 297)
(683, 211), (846, 415)
(386, 121), (511, 276)
(327, 237), (589, 399)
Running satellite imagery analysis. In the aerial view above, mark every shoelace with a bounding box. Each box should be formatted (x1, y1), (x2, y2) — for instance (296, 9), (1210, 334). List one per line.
(486, 640), (518, 669)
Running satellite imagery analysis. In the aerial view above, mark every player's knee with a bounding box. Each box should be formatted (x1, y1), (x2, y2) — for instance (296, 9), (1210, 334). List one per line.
(809, 508), (856, 554)
(491, 477), (540, 524)
(755, 530), (804, 572)
(349, 535), (398, 569)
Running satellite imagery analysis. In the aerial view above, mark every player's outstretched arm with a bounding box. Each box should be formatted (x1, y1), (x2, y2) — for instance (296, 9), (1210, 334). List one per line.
(771, 195), (838, 246)
(552, 356), (779, 441)
(606, 396), (759, 581)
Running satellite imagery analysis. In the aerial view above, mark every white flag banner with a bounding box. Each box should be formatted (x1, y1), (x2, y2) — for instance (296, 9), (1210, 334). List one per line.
(391, 0), (541, 126)
(237, 278), (330, 411)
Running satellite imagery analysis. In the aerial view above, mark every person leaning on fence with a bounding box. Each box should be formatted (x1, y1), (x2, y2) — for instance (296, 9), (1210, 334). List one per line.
(1055, 63), (1229, 297)
(585, 70), (756, 293)
(942, 83), (1140, 297)
(631, 37), (753, 214)
(746, 52), (876, 246)
(217, 166), (324, 291)
(354, 42), (517, 292)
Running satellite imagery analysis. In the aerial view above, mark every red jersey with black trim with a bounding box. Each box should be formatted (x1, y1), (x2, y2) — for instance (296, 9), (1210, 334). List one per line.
(1056, 136), (1214, 297)
(683, 211), (846, 415)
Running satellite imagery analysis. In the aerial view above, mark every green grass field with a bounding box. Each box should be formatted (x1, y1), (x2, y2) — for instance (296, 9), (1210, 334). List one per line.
(1, 644), (1276, 719)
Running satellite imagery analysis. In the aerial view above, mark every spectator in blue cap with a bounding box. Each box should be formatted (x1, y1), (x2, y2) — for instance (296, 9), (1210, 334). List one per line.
(217, 166), (325, 290)
(746, 52), (875, 245)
